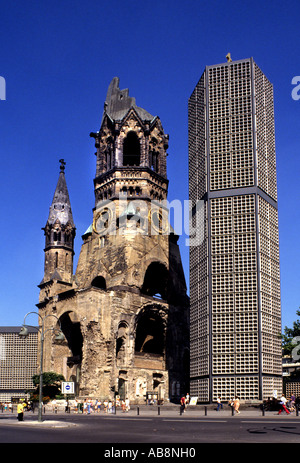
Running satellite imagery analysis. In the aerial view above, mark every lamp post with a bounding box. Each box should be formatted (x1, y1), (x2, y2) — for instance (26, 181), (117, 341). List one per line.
(19, 311), (65, 422)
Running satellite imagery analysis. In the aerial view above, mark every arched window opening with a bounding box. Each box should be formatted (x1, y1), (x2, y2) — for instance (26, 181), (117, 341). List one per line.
(116, 337), (125, 358)
(116, 322), (128, 360)
(105, 136), (114, 171)
(59, 312), (83, 366)
(53, 231), (61, 242)
(106, 147), (113, 171)
(150, 151), (159, 172)
(118, 377), (126, 400)
(123, 131), (140, 166)
(142, 262), (169, 300)
(153, 373), (164, 395)
(91, 276), (106, 290)
(135, 310), (164, 355)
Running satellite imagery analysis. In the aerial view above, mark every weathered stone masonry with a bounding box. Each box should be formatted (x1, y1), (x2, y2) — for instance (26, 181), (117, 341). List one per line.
(37, 78), (189, 403)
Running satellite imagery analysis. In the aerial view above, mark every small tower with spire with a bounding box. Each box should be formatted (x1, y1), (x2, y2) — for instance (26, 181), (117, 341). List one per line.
(39, 160), (76, 296)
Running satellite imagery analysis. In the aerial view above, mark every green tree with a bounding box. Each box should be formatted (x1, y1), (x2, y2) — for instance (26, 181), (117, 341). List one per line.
(282, 308), (300, 356)
(32, 371), (65, 399)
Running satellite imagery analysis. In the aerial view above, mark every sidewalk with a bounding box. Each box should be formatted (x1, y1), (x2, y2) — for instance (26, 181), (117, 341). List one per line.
(115, 404), (299, 419)
(1, 404), (298, 422)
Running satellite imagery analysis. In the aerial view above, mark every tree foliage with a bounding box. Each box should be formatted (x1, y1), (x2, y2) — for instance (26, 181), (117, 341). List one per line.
(282, 308), (300, 356)
(32, 371), (65, 399)
(32, 371), (65, 386)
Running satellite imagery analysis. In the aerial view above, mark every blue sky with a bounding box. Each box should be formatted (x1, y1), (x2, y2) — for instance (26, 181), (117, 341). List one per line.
(0, 0), (299, 330)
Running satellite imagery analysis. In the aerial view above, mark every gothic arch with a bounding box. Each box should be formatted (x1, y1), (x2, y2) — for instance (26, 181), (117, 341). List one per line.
(91, 275), (107, 290)
(134, 304), (167, 356)
(123, 131), (141, 166)
(116, 321), (129, 360)
(58, 311), (83, 364)
(141, 261), (169, 300)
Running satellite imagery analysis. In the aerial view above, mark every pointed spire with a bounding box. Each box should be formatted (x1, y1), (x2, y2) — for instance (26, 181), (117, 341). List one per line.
(47, 159), (74, 227)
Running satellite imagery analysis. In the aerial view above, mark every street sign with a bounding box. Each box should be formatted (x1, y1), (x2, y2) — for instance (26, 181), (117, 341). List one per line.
(61, 381), (75, 394)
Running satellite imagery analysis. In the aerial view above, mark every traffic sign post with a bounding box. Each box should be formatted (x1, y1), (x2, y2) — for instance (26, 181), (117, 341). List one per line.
(61, 382), (75, 394)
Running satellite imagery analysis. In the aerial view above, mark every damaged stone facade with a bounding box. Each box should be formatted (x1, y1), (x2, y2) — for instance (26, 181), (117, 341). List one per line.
(38, 78), (189, 403)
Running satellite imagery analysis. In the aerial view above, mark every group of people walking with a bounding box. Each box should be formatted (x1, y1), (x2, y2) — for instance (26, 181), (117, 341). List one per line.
(215, 394), (297, 414)
(74, 397), (131, 414)
(277, 394), (295, 414)
(215, 396), (240, 413)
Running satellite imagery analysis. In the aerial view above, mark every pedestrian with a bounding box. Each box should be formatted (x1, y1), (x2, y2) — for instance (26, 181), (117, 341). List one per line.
(52, 398), (57, 413)
(104, 399), (108, 413)
(17, 399), (25, 421)
(108, 400), (113, 413)
(278, 395), (290, 414)
(74, 399), (79, 413)
(97, 400), (102, 412)
(125, 397), (130, 412)
(65, 399), (69, 413)
(112, 400), (116, 414)
(216, 396), (223, 411)
(289, 394), (296, 412)
(180, 395), (186, 414)
(83, 399), (88, 414)
(87, 400), (90, 414)
(233, 396), (240, 414)
(121, 399), (126, 412)
(185, 393), (190, 405)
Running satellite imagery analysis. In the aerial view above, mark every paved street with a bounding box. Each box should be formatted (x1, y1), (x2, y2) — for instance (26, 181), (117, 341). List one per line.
(1, 405), (300, 446)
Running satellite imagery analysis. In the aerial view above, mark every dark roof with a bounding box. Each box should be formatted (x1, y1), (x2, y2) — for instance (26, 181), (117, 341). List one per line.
(102, 77), (154, 123)
(47, 161), (74, 227)
(0, 326), (39, 333)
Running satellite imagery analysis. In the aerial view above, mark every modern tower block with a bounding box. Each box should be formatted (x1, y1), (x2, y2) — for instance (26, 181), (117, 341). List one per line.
(188, 58), (282, 402)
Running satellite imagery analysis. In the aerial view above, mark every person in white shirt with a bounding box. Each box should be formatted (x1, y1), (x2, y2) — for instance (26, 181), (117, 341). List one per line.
(278, 395), (290, 414)
(216, 396), (223, 411)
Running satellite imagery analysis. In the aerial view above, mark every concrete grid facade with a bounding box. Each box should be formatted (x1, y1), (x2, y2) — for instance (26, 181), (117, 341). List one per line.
(0, 327), (38, 402)
(188, 58), (282, 402)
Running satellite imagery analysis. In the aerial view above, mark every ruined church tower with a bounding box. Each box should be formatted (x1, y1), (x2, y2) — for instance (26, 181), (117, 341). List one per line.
(38, 78), (189, 403)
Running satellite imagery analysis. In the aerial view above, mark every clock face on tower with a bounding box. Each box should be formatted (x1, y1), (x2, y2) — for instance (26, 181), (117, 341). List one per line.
(149, 208), (169, 234)
(93, 207), (113, 235)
